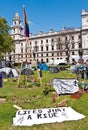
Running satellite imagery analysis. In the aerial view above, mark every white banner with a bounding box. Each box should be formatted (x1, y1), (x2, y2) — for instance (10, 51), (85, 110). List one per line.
(13, 107), (85, 126)
(52, 78), (79, 94)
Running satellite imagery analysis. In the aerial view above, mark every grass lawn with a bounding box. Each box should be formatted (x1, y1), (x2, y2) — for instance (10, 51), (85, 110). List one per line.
(0, 70), (88, 130)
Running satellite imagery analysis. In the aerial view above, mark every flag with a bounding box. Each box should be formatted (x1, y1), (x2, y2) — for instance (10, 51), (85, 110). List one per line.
(23, 7), (29, 37)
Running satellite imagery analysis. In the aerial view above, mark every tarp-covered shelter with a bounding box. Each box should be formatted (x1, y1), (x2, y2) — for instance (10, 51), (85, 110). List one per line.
(37, 62), (49, 71)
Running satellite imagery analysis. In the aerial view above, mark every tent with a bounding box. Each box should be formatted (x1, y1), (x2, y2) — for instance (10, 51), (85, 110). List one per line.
(0, 60), (6, 68)
(0, 60), (12, 68)
(37, 62), (49, 71)
(52, 78), (79, 94)
(0, 67), (18, 78)
(71, 55), (88, 62)
(50, 59), (67, 65)
(50, 67), (59, 73)
(69, 65), (76, 72)
(21, 68), (34, 75)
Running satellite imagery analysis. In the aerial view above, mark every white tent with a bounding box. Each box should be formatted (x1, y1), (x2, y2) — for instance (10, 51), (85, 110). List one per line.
(50, 59), (67, 65)
(71, 55), (88, 62)
(0, 67), (18, 78)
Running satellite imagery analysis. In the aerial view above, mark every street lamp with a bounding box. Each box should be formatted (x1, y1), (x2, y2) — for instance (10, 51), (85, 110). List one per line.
(78, 27), (83, 60)
(9, 55), (11, 62)
(65, 48), (70, 64)
(78, 49), (83, 59)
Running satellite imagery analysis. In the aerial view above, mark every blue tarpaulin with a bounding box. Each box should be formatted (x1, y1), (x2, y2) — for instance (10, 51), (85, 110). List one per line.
(37, 63), (49, 71)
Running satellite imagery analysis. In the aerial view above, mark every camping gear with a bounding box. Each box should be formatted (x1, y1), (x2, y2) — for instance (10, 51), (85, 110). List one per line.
(71, 90), (83, 99)
(84, 87), (88, 93)
(50, 67), (59, 73)
(0, 75), (2, 88)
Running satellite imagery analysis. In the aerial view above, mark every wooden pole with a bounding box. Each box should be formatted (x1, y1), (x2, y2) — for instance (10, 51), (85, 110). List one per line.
(25, 37), (29, 65)
(13, 104), (22, 110)
(16, 37), (29, 88)
(37, 69), (43, 86)
(16, 59), (23, 87)
(25, 37), (29, 87)
(32, 50), (37, 67)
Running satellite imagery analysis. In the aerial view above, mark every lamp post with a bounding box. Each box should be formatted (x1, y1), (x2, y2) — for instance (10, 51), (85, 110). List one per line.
(65, 48), (70, 64)
(9, 55), (11, 62)
(78, 49), (83, 60)
(79, 27), (83, 60)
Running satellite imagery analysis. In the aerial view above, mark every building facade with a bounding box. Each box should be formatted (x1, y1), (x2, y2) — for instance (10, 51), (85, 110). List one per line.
(9, 9), (88, 65)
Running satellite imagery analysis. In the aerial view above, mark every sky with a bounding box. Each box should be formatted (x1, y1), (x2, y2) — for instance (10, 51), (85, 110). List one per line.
(0, 0), (88, 34)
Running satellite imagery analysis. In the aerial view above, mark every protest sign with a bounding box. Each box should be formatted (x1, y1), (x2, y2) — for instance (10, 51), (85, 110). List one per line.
(52, 78), (79, 94)
(13, 107), (85, 126)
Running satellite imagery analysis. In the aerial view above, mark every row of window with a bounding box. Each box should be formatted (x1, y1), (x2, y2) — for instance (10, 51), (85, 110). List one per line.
(29, 35), (81, 45)
(15, 51), (76, 59)
(20, 41), (81, 53)
(20, 44), (76, 53)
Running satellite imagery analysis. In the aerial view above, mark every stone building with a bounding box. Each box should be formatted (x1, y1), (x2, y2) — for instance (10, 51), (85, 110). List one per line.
(9, 9), (88, 65)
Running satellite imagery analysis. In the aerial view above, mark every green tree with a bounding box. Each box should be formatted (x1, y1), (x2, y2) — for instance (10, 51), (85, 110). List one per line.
(0, 17), (14, 59)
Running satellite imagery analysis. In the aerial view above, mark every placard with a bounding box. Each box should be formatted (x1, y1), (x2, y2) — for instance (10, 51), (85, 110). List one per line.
(52, 78), (79, 94)
(13, 107), (85, 126)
